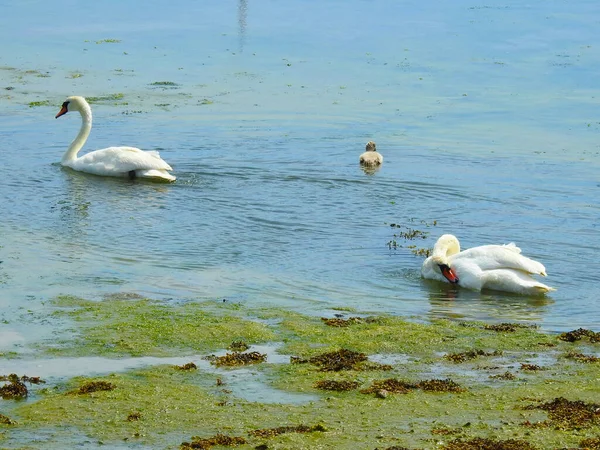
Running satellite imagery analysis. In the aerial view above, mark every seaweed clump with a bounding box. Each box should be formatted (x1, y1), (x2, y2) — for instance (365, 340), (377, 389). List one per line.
(180, 434), (246, 449)
(523, 397), (600, 429)
(126, 412), (141, 422)
(211, 351), (266, 367)
(559, 328), (600, 343)
(483, 323), (535, 332)
(489, 371), (517, 380)
(0, 374), (28, 399)
(249, 423), (326, 438)
(291, 348), (391, 372)
(445, 350), (501, 363)
(520, 363), (543, 371)
(361, 378), (464, 396)
(0, 413), (16, 425)
(70, 381), (116, 395)
(417, 379), (465, 392)
(175, 362), (198, 371)
(564, 351), (599, 363)
(321, 317), (365, 327)
(580, 437), (600, 449)
(441, 437), (537, 450)
(314, 380), (360, 391)
(228, 341), (249, 352)
(1, 374), (46, 385)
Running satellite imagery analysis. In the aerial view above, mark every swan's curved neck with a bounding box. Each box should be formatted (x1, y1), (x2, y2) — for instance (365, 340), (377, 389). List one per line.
(62, 104), (92, 163)
(432, 238), (460, 261)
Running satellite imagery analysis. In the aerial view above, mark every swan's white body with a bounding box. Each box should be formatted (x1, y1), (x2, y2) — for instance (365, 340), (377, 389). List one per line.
(55, 96), (175, 182)
(421, 234), (555, 295)
(359, 141), (383, 166)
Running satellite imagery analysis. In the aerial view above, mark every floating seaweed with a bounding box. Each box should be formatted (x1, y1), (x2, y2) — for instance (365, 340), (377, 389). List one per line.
(441, 437), (537, 450)
(175, 362), (198, 371)
(314, 380), (360, 391)
(211, 351), (266, 367)
(445, 350), (502, 363)
(70, 381), (116, 395)
(180, 433), (246, 449)
(249, 423), (326, 438)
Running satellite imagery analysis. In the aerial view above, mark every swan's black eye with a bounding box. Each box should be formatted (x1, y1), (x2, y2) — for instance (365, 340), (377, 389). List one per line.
(62, 101), (69, 108)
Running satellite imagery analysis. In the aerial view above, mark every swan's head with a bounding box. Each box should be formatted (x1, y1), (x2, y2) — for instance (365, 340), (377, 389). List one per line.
(431, 234), (460, 284)
(365, 141), (377, 152)
(55, 96), (88, 119)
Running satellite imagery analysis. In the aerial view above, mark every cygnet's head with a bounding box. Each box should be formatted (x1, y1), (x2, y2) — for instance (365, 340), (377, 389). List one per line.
(55, 96), (87, 118)
(365, 141), (377, 152)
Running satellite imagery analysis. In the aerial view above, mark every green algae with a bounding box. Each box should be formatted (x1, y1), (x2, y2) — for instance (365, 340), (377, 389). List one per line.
(256, 309), (556, 359)
(28, 100), (50, 107)
(86, 93), (125, 103)
(45, 295), (276, 357)
(150, 81), (178, 86)
(9, 297), (600, 449)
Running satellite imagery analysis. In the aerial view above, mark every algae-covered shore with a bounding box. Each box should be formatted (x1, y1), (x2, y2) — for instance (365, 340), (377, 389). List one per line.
(1, 294), (599, 449)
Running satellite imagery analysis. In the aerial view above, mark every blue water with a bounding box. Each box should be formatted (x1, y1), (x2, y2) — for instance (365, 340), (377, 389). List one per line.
(1, 0), (599, 357)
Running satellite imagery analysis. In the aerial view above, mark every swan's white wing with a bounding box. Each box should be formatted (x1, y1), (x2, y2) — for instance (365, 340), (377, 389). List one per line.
(479, 269), (555, 294)
(453, 244), (547, 276)
(71, 146), (173, 174)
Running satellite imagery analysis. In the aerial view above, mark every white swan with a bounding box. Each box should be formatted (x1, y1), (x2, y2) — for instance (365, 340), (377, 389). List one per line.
(421, 234), (555, 295)
(55, 96), (176, 182)
(359, 141), (383, 166)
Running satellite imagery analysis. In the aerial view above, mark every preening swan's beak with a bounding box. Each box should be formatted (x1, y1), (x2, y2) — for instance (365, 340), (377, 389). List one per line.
(55, 105), (68, 118)
(438, 264), (459, 284)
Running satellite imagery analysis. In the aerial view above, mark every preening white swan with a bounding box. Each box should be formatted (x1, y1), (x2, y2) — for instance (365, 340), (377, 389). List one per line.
(421, 234), (555, 295)
(359, 141), (383, 166)
(55, 96), (176, 182)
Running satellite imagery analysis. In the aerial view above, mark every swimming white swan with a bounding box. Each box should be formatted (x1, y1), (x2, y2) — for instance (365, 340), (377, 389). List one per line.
(421, 234), (555, 295)
(55, 96), (176, 182)
(359, 141), (383, 166)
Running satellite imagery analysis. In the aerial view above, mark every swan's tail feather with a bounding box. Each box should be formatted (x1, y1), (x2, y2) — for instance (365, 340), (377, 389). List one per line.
(136, 169), (176, 182)
(534, 284), (556, 293)
(502, 243), (522, 254)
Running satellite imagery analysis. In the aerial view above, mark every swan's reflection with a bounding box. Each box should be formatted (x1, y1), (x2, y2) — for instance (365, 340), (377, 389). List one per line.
(423, 279), (553, 325)
(55, 167), (171, 237)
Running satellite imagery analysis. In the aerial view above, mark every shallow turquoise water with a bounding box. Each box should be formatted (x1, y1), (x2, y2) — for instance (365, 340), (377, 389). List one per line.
(1, 0), (599, 353)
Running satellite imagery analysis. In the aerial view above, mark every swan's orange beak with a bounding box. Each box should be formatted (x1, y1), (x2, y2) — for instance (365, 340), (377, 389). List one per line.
(55, 105), (68, 118)
(439, 264), (459, 284)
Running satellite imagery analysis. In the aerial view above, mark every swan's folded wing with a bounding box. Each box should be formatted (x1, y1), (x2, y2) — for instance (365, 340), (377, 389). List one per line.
(76, 147), (173, 172)
(456, 245), (547, 276)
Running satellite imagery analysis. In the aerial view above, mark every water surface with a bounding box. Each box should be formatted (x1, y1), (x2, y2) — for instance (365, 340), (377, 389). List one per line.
(1, 0), (599, 355)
